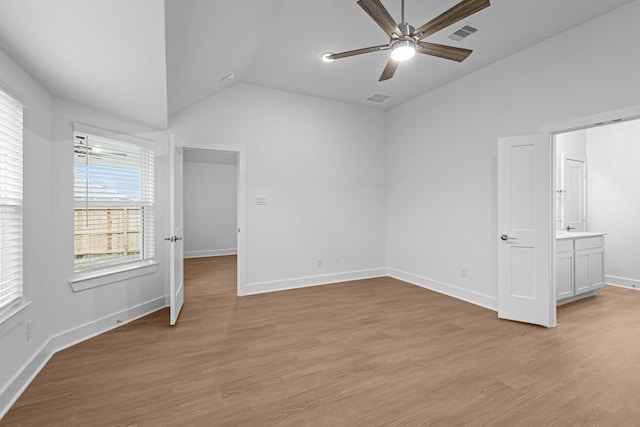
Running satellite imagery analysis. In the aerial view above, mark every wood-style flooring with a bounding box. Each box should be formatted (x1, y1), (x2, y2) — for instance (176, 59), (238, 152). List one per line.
(3, 256), (640, 426)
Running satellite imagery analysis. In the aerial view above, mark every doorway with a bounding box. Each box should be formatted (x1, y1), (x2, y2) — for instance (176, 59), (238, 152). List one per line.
(553, 117), (640, 305)
(177, 143), (247, 296)
(497, 105), (640, 327)
(183, 149), (238, 259)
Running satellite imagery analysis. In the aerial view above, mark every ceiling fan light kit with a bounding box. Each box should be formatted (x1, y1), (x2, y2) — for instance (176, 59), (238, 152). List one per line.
(390, 40), (416, 61)
(324, 0), (490, 81)
(321, 52), (335, 62)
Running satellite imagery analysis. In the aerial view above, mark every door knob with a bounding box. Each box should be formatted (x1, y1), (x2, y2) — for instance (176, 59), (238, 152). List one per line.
(500, 234), (516, 241)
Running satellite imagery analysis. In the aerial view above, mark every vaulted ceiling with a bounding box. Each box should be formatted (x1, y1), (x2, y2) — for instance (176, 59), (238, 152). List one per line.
(0, 0), (635, 129)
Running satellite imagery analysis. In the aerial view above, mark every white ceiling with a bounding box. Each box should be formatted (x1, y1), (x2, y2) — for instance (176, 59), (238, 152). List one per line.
(0, 0), (636, 128)
(0, 0), (168, 128)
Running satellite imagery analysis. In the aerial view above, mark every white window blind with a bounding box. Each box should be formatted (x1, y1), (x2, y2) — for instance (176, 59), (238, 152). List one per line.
(0, 88), (23, 311)
(74, 133), (154, 273)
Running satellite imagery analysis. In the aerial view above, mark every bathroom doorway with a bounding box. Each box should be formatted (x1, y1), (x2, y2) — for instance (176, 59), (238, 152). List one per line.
(552, 116), (640, 308)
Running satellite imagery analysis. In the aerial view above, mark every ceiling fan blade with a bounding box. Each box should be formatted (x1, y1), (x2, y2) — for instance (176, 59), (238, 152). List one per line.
(327, 44), (388, 60)
(417, 42), (472, 62)
(411, 0), (490, 40)
(379, 58), (399, 81)
(357, 0), (402, 38)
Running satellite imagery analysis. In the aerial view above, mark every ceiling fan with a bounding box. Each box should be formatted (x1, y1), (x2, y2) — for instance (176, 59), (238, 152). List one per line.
(324, 0), (490, 81)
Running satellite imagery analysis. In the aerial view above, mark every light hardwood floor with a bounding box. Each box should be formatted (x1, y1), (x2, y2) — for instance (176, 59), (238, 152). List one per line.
(3, 256), (640, 426)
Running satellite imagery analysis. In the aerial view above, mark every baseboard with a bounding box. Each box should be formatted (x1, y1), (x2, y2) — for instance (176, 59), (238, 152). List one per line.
(48, 297), (166, 353)
(245, 268), (387, 295)
(184, 249), (237, 259)
(387, 268), (498, 312)
(557, 290), (598, 305)
(605, 275), (640, 290)
(0, 296), (166, 420)
(0, 340), (54, 421)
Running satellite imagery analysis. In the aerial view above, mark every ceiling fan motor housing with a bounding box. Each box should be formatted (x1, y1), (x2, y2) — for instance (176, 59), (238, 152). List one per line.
(396, 23), (415, 38)
(390, 23), (417, 49)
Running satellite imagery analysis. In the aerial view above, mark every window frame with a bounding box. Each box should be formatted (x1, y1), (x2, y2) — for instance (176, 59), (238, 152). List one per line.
(71, 124), (156, 289)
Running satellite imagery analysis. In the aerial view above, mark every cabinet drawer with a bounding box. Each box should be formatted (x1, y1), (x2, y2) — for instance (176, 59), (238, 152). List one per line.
(556, 239), (573, 253)
(575, 236), (604, 251)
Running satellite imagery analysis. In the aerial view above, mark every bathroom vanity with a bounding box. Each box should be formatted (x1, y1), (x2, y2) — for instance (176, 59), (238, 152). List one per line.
(556, 232), (605, 304)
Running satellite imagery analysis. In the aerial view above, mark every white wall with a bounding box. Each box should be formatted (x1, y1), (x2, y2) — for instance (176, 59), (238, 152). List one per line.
(184, 160), (237, 257)
(586, 119), (640, 289)
(169, 83), (387, 293)
(557, 130), (587, 161)
(387, 0), (640, 309)
(0, 44), (53, 415)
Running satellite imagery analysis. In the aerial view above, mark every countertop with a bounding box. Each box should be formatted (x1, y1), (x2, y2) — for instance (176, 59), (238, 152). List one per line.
(556, 231), (606, 240)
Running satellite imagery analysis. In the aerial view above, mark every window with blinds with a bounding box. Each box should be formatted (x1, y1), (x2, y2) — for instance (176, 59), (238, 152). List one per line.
(74, 133), (154, 273)
(0, 88), (23, 312)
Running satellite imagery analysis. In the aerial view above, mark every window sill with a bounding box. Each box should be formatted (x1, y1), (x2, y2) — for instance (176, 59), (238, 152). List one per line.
(70, 261), (158, 292)
(0, 300), (31, 338)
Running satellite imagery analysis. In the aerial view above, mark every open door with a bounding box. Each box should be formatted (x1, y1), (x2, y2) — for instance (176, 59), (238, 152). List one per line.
(563, 157), (586, 232)
(497, 134), (555, 327)
(167, 135), (184, 325)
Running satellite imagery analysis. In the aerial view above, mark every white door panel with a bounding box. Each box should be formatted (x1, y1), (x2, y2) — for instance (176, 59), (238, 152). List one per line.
(168, 135), (184, 325)
(498, 134), (555, 327)
(563, 158), (585, 231)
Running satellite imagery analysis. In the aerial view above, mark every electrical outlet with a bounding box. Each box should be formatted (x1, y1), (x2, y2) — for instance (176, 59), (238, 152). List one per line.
(333, 256), (340, 265)
(317, 258), (323, 267)
(26, 320), (33, 341)
(255, 196), (268, 205)
(460, 267), (467, 278)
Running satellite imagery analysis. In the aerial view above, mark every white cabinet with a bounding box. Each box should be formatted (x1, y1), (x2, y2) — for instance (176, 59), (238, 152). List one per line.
(556, 235), (605, 303)
(556, 251), (574, 299)
(574, 247), (604, 293)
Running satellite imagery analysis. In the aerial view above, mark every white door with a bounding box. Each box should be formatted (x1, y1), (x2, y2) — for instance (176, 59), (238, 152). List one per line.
(168, 136), (184, 325)
(563, 158), (586, 232)
(498, 134), (555, 327)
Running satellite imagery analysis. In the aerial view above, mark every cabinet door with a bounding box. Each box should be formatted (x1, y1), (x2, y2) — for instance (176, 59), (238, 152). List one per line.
(556, 252), (574, 300)
(574, 249), (591, 294)
(575, 248), (605, 294)
(588, 248), (604, 289)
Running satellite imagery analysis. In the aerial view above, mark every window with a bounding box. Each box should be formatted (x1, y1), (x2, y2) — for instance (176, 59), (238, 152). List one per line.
(74, 132), (154, 273)
(0, 88), (23, 312)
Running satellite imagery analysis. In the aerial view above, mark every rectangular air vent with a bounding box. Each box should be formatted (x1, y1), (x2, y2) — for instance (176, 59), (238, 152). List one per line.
(448, 25), (478, 41)
(366, 93), (391, 103)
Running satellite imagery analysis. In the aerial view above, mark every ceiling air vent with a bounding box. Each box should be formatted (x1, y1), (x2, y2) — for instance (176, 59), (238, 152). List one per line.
(366, 93), (391, 103)
(448, 25), (478, 41)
